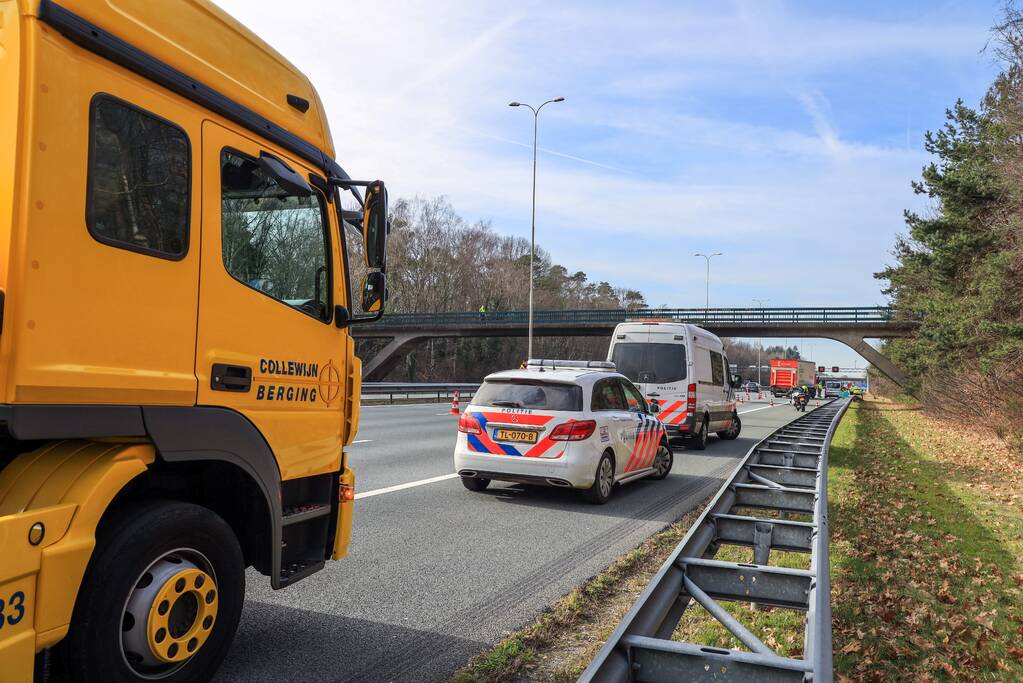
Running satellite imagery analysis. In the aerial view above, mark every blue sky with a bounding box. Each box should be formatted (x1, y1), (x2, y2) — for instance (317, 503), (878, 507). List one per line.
(220, 0), (1000, 368)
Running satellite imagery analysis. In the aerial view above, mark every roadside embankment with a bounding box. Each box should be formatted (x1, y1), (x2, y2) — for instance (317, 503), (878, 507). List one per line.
(827, 397), (1023, 680)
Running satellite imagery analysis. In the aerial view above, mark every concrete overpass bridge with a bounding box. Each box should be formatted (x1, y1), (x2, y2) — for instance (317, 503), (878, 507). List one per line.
(351, 306), (919, 385)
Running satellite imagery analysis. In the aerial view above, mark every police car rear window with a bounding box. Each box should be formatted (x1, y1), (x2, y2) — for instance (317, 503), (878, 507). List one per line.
(474, 380), (583, 411)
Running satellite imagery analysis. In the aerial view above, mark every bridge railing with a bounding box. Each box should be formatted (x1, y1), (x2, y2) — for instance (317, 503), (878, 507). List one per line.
(369, 306), (898, 328)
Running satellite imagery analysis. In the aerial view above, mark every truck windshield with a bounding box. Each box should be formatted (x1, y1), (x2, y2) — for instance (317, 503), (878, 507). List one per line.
(474, 380), (582, 411)
(611, 343), (687, 384)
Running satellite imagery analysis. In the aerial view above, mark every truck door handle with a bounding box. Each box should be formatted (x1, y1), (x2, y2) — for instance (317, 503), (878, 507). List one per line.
(211, 364), (252, 392)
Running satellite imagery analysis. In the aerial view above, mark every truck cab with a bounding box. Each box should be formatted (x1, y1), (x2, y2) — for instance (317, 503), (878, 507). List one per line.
(0, 2), (386, 680)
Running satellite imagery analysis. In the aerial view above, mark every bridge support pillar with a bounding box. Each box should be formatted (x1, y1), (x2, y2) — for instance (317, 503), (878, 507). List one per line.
(360, 335), (425, 381)
(824, 332), (909, 389)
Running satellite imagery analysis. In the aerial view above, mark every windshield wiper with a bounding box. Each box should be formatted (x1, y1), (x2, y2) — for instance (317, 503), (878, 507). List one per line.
(491, 400), (524, 408)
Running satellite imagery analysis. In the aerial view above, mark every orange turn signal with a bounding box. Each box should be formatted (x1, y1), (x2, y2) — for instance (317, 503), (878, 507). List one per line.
(339, 483), (355, 503)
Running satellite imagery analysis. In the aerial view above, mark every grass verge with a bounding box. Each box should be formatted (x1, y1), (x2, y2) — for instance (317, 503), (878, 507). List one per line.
(828, 398), (1023, 681)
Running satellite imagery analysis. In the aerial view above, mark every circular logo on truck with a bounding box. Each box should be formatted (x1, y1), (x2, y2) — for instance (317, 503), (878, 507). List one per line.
(318, 361), (342, 406)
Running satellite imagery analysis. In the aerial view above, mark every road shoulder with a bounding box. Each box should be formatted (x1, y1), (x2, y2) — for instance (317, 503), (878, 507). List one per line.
(448, 498), (712, 683)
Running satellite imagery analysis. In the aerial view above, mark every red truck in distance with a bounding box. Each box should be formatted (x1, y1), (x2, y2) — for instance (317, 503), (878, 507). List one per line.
(769, 359), (817, 397)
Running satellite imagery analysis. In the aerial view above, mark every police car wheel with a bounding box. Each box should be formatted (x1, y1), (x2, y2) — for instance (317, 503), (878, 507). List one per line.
(717, 413), (741, 440)
(584, 452), (615, 504)
(687, 417), (709, 451)
(461, 476), (490, 491)
(648, 442), (673, 480)
(56, 500), (244, 683)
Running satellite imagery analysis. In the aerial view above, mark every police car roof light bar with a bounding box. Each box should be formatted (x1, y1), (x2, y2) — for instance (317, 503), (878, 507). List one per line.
(526, 359), (617, 371)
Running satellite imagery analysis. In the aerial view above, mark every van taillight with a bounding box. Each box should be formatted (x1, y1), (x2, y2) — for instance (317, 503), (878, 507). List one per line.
(458, 413), (482, 435)
(687, 383), (697, 411)
(550, 420), (597, 441)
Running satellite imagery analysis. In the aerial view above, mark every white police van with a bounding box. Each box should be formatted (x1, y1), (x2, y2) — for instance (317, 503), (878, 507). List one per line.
(453, 360), (672, 504)
(607, 322), (741, 449)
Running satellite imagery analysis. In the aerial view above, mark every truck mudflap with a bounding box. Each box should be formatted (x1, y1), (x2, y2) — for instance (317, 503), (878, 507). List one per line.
(0, 440), (154, 675)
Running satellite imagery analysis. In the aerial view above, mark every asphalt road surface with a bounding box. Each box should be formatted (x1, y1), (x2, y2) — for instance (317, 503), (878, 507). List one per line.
(216, 396), (821, 682)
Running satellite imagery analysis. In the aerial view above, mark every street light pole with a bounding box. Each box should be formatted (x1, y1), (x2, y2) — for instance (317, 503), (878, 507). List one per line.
(509, 96), (565, 360)
(694, 252), (722, 311)
(752, 297), (770, 386)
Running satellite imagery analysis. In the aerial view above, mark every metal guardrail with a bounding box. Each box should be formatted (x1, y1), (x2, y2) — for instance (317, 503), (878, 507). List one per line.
(361, 382), (481, 403)
(369, 307), (901, 328)
(579, 398), (851, 683)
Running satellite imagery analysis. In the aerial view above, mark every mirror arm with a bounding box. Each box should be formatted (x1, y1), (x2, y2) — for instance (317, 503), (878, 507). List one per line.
(347, 309), (385, 326)
(340, 209), (364, 225)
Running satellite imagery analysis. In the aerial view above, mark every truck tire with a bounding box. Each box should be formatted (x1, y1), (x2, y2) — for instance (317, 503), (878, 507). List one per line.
(57, 500), (244, 683)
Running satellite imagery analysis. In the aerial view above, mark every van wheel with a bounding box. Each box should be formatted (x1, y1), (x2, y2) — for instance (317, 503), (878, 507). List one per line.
(57, 501), (244, 683)
(717, 412), (741, 440)
(687, 416), (709, 450)
(584, 452), (615, 504)
(649, 442), (673, 480)
(461, 476), (490, 491)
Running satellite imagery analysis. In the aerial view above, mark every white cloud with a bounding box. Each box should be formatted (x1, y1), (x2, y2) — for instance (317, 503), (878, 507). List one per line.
(213, 0), (991, 326)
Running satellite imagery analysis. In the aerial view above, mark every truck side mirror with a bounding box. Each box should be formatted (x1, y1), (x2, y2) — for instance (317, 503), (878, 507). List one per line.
(730, 374), (742, 389)
(363, 180), (388, 270)
(362, 272), (386, 313)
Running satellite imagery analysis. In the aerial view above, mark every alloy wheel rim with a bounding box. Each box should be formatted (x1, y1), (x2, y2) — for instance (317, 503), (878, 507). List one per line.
(599, 459), (612, 496)
(655, 447), (670, 475)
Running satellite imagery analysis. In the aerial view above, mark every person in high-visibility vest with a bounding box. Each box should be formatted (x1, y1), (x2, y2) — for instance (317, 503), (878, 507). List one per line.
(479, 303), (487, 322)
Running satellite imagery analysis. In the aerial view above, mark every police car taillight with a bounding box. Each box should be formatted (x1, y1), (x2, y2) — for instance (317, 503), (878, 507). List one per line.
(550, 420), (596, 441)
(457, 412), (482, 435)
(687, 383), (697, 412)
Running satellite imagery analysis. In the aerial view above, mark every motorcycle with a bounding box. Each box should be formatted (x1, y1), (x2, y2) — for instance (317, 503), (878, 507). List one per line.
(792, 391), (809, 412)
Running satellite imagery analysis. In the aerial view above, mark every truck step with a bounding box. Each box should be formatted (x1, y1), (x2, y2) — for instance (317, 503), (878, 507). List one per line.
(279, 560), (325, 586)
(282, 503), (331, 526)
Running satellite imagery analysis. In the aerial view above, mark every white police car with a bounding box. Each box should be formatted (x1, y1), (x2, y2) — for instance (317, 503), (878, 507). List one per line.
(453, 360), (672, 504)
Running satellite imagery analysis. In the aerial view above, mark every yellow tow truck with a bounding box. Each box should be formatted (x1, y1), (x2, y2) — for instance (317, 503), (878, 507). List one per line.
(0, 1), (387, 679)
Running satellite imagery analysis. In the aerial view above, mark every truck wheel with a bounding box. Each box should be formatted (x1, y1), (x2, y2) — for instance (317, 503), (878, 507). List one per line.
(717, 412), (741, 440)
(583, 451), (615, 504)
(687, 416), (709, 451)
(58, 500), (244, 683)
(460, 476), (490, 491)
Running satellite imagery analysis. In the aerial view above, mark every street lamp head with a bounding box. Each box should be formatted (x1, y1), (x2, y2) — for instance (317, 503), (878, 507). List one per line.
(508, 101), (521, 107)
(553, 96), (565, 102)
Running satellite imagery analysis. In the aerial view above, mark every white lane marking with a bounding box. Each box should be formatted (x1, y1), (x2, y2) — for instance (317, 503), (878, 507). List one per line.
(737, 404), (777, 415)
(351, 439), (373, 444)
(355, 473), (459, 500)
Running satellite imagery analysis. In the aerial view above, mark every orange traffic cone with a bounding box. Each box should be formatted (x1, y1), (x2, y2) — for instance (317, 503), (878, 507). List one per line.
(769, 397), (775, 407)
(450, 391), (460, 415)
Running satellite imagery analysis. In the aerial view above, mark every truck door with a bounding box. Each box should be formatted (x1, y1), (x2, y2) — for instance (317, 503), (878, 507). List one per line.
(196, 121), (347, 479)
